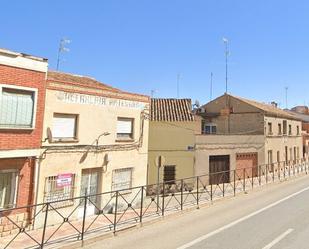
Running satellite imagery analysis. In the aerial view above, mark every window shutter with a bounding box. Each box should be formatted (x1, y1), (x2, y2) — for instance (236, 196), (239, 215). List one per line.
(0, 90), (34, 127)
(52, 115), (76, 138)
(117, 119), (132, 134)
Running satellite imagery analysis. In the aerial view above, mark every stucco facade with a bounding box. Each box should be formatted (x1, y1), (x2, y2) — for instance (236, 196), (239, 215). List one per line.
(148, 121), (199, 186)
(195, 94), (303, 179)
(34, 72), (149, 227)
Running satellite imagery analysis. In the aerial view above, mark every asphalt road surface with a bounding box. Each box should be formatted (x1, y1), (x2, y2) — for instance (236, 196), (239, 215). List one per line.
(85, 175), (309, 249)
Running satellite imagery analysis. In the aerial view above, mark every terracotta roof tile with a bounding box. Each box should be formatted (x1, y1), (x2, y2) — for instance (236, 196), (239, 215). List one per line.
(150, 98), (194, 122)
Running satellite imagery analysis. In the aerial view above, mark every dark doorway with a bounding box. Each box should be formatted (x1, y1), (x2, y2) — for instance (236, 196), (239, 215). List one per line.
(209, 155), (230, 184)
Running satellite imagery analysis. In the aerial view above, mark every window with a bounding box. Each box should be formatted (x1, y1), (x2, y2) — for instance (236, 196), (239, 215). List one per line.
(277, 151), (280, 163)
(267, 122), (272, 135)
(202, 122), (217, 134)
(112, 168), (133, 191)
(44, 174), (75, 208)
(0, 86), (37, 129)
(0, 170), (18, 209)
(52, 113), (78, 141)
(278, 123), (282, 135)
(289, 124), (292, 135)
(267, 150), (273, 165)
(297, 125), (300, 135)
(116, 118), (134, 140)
(164, 165), (176, 184)
(283, 120), (287, 135)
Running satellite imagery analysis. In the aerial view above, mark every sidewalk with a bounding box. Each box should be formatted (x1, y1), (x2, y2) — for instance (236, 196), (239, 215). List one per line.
(0, 164), (307, 249)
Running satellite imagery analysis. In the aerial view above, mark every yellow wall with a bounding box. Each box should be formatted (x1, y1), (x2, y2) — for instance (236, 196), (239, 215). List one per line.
(148, 120), (199, 185)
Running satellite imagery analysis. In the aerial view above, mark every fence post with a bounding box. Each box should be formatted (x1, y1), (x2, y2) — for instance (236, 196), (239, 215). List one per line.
(258, 165), (261, 185)
(251, 167), (254, 189)
(284, 162), (286, 178)
(210, 175), (213, 201)
(196, 176), (199, 207)
(266, 165), (269, 184)
(181, 179), (184, 211)
(243, 168), (245, 192)
(162, 182), (165, 216)
(41, 203), (49, 248)
(233, 170), (236, 196)
(113, 191), (119, 233)
(81, 192), (88, 241)
(278, 163), (280, 181)
(139, 186), (144, 223)
(222, 175), (225, 197)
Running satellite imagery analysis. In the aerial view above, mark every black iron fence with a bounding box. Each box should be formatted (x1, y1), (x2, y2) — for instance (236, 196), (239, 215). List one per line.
(0, 159), (308, 249)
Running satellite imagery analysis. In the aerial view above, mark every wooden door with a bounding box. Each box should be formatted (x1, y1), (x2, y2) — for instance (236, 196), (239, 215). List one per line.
(209, 155), (230, 184)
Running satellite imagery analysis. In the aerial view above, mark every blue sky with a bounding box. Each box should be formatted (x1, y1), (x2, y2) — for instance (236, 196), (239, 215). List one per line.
(1, 0), (309, 107)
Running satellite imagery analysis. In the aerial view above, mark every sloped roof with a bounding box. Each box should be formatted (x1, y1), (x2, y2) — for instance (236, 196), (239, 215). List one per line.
(285, 110), (309, 123)
(46, 71), (149, 103)
(150, 98), (194, 122)
(47, 71), (122, 92)
(234, 95), (298, 120)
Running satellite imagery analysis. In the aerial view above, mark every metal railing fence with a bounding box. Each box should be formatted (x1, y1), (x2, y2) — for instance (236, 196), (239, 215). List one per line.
(0, 158), (308, 249)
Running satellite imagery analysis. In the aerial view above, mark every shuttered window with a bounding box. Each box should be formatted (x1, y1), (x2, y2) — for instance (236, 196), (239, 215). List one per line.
(117, 118), (133, 139)
(112, 168), (133, 191)
(0, 87), (35, 128)
(0, 170), (18, 209)
(52, 114), (77, 140)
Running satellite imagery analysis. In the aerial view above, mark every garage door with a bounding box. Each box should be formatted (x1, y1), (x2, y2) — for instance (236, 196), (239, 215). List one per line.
(236, 153), (258, 179)
(209, 155), (230, 184)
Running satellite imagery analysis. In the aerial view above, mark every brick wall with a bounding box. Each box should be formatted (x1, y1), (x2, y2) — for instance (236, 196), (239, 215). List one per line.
(0, 158), (35, 208)
(0, 158), (35, 236)
(0, 65), (46, 150)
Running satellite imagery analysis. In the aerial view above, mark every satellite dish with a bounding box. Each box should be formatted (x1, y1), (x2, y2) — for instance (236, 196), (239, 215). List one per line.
(47, 128), (53, 143)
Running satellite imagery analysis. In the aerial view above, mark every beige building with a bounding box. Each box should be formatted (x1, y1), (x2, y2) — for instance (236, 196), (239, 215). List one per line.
(148, 99), (200, 188)
(36, 71), (149, 224)
(195, 94), (303, 182)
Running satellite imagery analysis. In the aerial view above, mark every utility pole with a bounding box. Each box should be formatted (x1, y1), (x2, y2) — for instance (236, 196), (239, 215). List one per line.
(285, 86), (288, 109)
(210, 72), (213, 101)
(56, 38), (71, 71)
(223, 38), (229, 94)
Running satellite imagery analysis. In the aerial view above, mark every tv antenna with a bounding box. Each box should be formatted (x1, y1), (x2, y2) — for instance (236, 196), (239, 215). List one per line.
(223, 37), (229, 93)
(210, 72), (213, 101)
(285, 86), (288, 109)
(56, 38), (71, 70)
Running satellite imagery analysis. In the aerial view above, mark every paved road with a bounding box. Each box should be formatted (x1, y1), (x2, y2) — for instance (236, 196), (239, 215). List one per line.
(84, 175), (309, 249)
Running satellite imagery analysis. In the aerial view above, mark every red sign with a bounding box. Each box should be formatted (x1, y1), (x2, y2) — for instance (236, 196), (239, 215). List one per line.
(57, 173), (73, 187)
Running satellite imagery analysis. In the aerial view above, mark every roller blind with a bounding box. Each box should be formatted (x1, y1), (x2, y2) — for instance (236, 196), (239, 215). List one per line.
(0, 89), (34, 128)
(117, 119), (132, 134)
(52, 114), (76, 139)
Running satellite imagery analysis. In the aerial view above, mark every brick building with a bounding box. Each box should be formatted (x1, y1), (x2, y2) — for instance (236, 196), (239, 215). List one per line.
(0, 48), (48, 234)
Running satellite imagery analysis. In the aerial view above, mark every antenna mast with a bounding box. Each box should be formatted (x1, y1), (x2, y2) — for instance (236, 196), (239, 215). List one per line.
(223, 38), (229, 93)
(56, 38), (71, 70)
(210, 72), (213, 101)
(285, 86), (288, 109)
